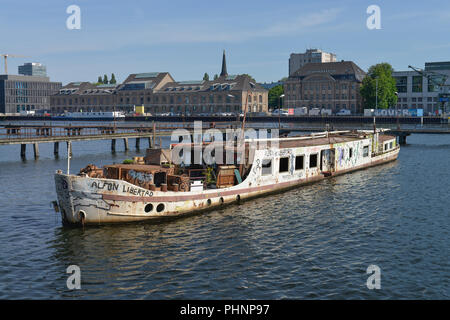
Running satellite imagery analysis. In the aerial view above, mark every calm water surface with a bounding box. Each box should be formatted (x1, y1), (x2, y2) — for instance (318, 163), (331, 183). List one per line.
(0, 132), (448, 299)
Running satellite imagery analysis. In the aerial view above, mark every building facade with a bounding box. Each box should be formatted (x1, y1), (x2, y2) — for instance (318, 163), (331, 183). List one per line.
(289, 49), (337, 76)
(50, 52), (268, 115)
(18, 63), (47, 77)
(0, 75), (61, 114)
(393, 61), (450, 114)
(283, 61), (366, 114)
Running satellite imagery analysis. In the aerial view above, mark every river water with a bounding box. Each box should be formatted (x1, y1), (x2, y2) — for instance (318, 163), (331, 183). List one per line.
(0, 131), (448, 299)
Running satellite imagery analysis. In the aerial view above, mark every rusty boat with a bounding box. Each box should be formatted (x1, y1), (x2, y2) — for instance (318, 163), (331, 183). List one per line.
(54, 129), (399, 226)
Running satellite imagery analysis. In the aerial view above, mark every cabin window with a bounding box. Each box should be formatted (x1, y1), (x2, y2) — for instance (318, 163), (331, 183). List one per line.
(261, 159), (272, 175)
(295, 155), (304, 170)
(384, 144), (388, 151)
(363, 146), (369, 157)
(349, 148), (353, 158)
(309, 154), (318, 168)
(389, 142), (393, 149)
(279, 157), (289, 173)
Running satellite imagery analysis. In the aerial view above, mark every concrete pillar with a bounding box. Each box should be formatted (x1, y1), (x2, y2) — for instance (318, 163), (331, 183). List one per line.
(135, 138), (140, 150)
(123, 138), (129, 151)
(20, 144), (26, 159)
(148, 137), (152, 148)
(54, 142), (59, 156)
(33, 143), (39, 159)
(398, 135), (407, 145)
(111, 139), (116, 152)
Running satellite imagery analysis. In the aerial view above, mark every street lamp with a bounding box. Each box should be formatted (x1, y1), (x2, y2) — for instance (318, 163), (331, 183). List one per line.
(279, 94), (285, 132)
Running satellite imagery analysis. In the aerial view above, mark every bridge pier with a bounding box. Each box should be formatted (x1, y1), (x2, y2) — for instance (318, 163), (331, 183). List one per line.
(33, 143), (39, 159)
(148, 137), (152, 148)
(135, 138), (140, 150)
(111, 139), (116, 152)
(398, 135), (407, 145)
(54, 142), (59, 156)
(20, 144), (26, 159)
(123, 138), (129, 151)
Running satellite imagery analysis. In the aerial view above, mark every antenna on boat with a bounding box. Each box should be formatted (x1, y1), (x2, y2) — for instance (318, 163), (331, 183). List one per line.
(67, 141), (72, 175)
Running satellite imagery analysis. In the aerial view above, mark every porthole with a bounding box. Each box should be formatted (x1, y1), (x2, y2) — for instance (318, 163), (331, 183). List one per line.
(207, 199), (212, 206)
(219, 197), (224, 205)
(236, 195), (241, 203)
(156, 203), (165, 212)
(144, 203), (153, 213)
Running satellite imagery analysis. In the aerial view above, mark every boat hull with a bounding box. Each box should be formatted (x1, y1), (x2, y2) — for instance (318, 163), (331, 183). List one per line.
(54, 146), (399, 226)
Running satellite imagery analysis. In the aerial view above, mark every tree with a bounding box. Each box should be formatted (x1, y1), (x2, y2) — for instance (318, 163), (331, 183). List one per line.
(213, 74), (218, 80)
(97, 76), (103, 84)
(360, 63), (398, 109)
(103, 74), (109, 84)
(203, 73), (210, 81)
(242, 74), (256, 82)
(268, 85), (284, 110)
(110, 73), (117, 84)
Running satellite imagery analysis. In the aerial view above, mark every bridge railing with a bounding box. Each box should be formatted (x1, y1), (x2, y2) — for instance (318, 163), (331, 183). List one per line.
(0, 125), (154, 141)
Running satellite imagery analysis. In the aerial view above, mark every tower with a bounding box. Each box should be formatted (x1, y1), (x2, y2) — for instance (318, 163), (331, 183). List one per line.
(220, 50), (228, 77)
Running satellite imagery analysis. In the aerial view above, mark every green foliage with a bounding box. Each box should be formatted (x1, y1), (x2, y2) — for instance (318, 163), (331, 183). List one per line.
(360, 63), (398, 109)
(97, 76), (103, 84)
(213, 74), (218, 80)
(110, 73), (117, 84)
(242, 74), (256, 82)
(203, 73), (210, 81)
(268, 85), (284, 109)
(103, 74), (108, 84)
(122, 159), (134, 164)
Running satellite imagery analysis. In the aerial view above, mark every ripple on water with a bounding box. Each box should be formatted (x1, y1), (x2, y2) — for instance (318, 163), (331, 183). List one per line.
(0, 133), (449, 299)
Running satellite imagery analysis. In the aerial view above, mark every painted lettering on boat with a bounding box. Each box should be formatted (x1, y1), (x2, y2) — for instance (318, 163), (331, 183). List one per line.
(91, 181), (119, 191)
(122, 185), (153, 197)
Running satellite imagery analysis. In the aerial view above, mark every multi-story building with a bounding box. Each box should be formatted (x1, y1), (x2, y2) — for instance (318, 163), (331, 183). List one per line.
(50, 51), (268, 115)
(289, 49), (337, 76)
(0, 74), (61, 114)
(283, 61), (366, 113)
(393, 61), (450, 114)
(18, 62), (47, 77)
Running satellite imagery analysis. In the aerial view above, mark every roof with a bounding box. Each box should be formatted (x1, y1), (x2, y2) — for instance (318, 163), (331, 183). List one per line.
(157, 74), (267, 93)
(290, 61), (366, 82)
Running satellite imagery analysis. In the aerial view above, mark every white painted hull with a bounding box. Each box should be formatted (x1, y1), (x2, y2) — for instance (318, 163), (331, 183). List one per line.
(54, 136), (400, 226)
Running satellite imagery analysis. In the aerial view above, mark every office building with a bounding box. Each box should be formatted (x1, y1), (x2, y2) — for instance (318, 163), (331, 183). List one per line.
(18, 62), (47, 77)
(0, 74), (61, 114)
(289, 49), (337, 76)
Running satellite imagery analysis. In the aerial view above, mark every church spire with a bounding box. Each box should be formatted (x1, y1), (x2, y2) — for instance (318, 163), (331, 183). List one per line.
(220, 50), (228, 77)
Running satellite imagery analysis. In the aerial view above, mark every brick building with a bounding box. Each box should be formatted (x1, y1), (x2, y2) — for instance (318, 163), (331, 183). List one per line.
(284, 61), (366, 114)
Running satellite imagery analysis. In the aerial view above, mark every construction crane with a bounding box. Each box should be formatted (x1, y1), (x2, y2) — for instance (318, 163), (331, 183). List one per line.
(408, 65), (450, 115)
(0, 54), (29, 74)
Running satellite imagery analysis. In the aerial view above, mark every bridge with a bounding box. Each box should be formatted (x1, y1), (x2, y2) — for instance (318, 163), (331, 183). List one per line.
(0, 120), (448, 159)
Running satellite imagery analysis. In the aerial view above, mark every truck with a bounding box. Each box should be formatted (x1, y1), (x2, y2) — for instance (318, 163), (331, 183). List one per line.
(336, 109), (351, 116)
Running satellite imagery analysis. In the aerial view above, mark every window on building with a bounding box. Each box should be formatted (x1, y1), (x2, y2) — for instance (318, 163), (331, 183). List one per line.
(412, 76), (423, 92)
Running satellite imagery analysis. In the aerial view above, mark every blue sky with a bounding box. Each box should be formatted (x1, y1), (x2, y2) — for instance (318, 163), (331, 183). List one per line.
(1, 0), (450, 84)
